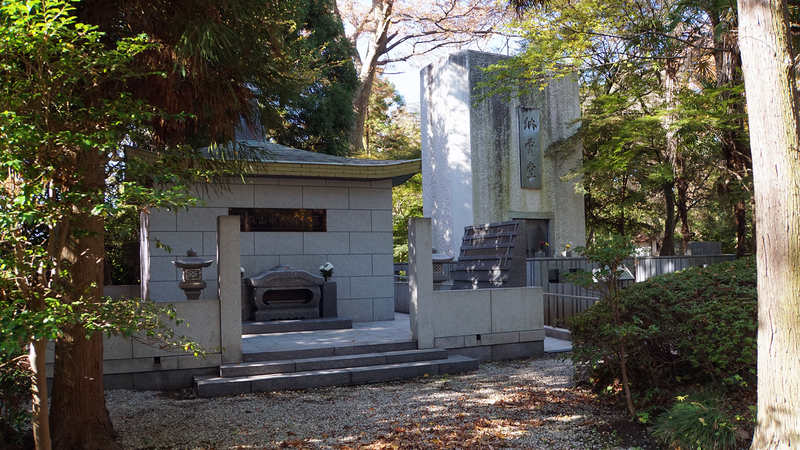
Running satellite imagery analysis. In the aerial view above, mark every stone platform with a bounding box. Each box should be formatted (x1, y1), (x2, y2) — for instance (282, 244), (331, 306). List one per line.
(242, 317), (352, 334)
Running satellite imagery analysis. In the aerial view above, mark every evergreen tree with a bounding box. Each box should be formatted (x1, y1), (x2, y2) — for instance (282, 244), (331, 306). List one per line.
(276, 0), (359, 156)
(78, 0), (357, 154)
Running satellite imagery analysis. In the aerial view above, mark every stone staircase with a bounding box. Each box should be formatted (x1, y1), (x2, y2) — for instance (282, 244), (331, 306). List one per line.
(194, 340), (479, 398)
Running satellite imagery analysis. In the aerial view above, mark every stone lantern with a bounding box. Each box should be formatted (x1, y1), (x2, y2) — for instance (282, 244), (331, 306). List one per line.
(432, 248), (454, 290)
(172, 249), (213, 300)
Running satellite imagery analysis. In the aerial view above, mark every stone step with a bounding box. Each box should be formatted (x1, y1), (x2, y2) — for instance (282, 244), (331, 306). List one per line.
(194, 355), (479, 398)
(221, 349), (449, 377)
(242, 340), (418, 363)
(242, 317), (352, 334)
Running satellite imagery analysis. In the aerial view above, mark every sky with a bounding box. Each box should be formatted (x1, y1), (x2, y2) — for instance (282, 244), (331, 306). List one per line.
(386, 67), (421, 108)
(387, 69), (421, 107)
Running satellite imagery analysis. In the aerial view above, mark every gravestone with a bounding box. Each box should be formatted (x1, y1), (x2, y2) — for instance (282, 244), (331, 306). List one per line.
(421, 50), (585, 259)
(245, 265), (323, 321)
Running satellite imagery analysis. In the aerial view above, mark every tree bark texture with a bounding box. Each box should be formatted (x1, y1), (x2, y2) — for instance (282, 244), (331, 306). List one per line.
(674, 156), (691, 254)
(49, 149), (120, 450)
(350, 0), (393, 152)
(710, 14), (752, 258)
(660, 181), (676, 256)
(737, 0), (800, 446)
(29, 339), (52, 450)
(663, 57), (685, 255)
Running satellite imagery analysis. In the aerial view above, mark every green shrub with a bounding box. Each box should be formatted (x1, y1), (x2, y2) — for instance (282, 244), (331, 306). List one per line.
(0, 352), (31, 445)
(569, 257), (757, 406)
(653, 391), (738, 450)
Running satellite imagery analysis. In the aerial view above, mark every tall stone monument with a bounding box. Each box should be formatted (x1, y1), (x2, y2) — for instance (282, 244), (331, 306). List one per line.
(421, 50), (585, 259)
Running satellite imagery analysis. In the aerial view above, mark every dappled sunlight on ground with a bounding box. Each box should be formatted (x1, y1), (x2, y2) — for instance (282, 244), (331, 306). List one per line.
(107, 354), (658, 450)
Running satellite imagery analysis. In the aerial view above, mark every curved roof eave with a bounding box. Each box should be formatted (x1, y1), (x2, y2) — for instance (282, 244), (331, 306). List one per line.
(124, 143), (421, 187)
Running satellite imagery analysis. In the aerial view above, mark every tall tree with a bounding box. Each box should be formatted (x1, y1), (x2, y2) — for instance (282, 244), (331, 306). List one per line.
(352, 76), (423, 260)
(705, 1), (752, 257)
(502, 0), (752, 251)
(360, 76), (420, 160)
(337, 0), (511, 151)
(264, 0), (359, 156)
(79, 0), (357, 154)
(3, 1), (353, 449)
(578, 86), (669, 241)
(736, 0), (800, 446)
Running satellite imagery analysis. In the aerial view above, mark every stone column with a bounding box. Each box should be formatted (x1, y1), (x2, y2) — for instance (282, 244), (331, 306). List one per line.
(139, 210), (150, 300)
(409, 218), (435, 348)
(217, 215), (242, 363)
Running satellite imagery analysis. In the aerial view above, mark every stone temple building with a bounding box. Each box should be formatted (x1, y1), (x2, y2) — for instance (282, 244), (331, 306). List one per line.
(135, 142), (420, 323)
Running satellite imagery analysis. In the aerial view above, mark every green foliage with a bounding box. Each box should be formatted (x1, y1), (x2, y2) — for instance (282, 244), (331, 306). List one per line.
(362, 77), (422, 161)
(568, 235), (636, 294)
(275, 0), (359, 156)
(1, 0), (150, 352)
(568, 234), (637, 418)
(0, 0), (218, 366)
(93, 297), (214, 357)
(0, 353), (30, 444)
(490, 0), (753, 251)
(670, 85), (753, 254)
(576, 87), (671, 238)
(76, 0), (357, 153)
(570, 257), (757, 407)
(105, 208), (141, 285)
(393, 174), (423, 262)
(653, 392), (739, 450)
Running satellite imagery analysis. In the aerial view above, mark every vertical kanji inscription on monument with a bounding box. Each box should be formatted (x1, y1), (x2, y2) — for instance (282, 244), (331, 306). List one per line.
(518, 107), (542, 189)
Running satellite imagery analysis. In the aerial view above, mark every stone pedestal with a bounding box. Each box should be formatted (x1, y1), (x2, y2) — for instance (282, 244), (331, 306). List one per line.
(319, 281), (338, 318)
(241, 282), (254, 321)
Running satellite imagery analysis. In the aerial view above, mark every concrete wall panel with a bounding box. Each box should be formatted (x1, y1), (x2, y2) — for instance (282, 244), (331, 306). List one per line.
(490, 287), (543, 333)
(432, 289), (492, 337)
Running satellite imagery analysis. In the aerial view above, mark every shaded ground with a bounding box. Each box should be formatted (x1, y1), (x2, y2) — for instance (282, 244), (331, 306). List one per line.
(106, 354), (659, 450)
(3, 354), (661, 449)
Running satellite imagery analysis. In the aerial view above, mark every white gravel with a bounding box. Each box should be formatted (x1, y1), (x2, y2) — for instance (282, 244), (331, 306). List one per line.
(106, 354), (653, 450)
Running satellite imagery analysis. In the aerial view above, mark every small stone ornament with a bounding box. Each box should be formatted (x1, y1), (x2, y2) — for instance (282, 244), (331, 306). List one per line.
(172, 249), (213, 300)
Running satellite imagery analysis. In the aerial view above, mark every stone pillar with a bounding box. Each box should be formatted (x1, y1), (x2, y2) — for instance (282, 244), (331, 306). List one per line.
(409, 218), (435, 348)
(139, 210), (150, 300)
(217, 215), (242, 364)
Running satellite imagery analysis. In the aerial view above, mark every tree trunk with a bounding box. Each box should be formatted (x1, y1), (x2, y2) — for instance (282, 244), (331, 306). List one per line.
(49, 149), (120, 450)
(674, 157), (690, 254)
(737, 0), (800, 447)
(663, 56), (690, 255)
(660, 182), (676, 256)
(710, 12), (752, 258)
(29, 339), (51, 450)
(350, 0), (393, 152)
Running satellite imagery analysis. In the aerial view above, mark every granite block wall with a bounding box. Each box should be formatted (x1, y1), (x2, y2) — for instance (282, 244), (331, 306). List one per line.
(144, 177), (395, 322)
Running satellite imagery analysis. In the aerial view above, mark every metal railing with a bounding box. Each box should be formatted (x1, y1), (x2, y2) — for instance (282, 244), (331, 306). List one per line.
(528, 255), (735, 327)
(543, 293), (600, 329)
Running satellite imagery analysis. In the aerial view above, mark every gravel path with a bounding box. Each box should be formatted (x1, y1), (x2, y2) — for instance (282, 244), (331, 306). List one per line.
(106, 354), (657, 450)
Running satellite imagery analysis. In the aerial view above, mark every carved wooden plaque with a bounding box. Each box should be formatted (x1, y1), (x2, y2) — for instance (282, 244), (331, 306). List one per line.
(229, 208), (326, 232)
